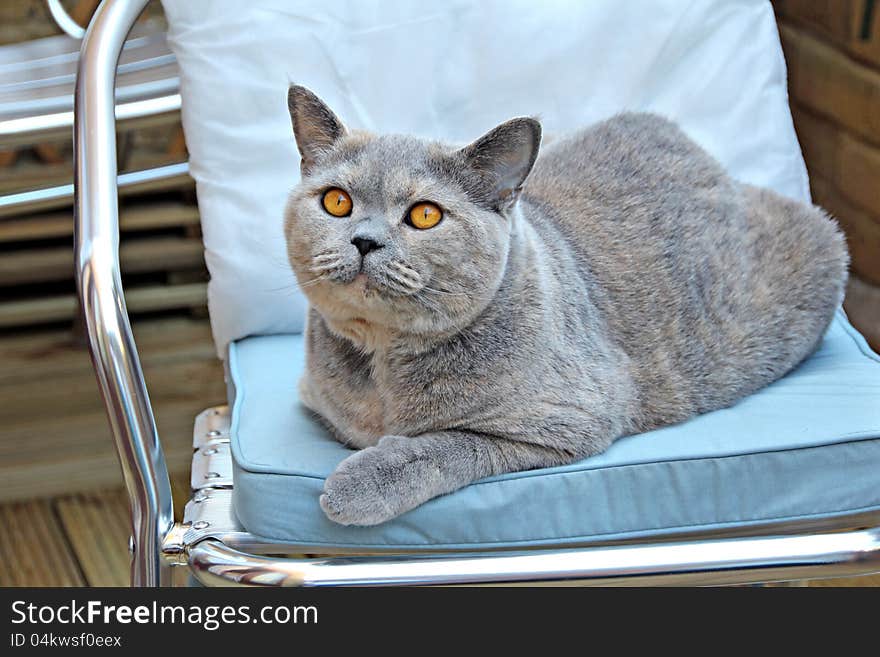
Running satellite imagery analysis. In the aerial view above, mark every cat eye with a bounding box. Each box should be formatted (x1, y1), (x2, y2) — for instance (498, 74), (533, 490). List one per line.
(322, 188), (353, 217)
(408, 202), (443, 230)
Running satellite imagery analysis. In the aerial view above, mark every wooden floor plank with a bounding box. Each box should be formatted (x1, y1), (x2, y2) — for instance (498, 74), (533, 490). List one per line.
(0, 359), (223, 431)
(52, 472), (193, 587)
(0, 499), (85, 586)
(0, 406), (203, 502)
(171, 470), (192, 523)
(55, 490), (132, 587)
(0, 316), (217, 385)
(0, 315), (224, 502)
(808, 573), (880, 587)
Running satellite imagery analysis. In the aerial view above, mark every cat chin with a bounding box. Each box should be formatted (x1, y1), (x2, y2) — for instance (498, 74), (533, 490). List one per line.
(325, 315), (392, 353)
(303, 285), (392, 351)
(311, 294), (461, 352)
(304, 273), (470, 350)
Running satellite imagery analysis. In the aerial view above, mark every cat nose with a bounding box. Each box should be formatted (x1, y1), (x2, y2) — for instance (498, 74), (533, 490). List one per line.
(351, 236), (383, 256)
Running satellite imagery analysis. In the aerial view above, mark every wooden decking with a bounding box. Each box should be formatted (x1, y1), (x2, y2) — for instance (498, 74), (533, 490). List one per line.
(0, 316), (225, 502)
(0, 473), (191, 587)
(0, 313), (223, 586)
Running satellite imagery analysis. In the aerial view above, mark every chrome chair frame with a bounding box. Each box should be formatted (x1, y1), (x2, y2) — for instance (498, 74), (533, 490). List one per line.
(74, 0), (880, 587)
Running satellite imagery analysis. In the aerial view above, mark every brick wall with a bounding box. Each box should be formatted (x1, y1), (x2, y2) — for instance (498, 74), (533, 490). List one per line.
(774, 0), (880, 350)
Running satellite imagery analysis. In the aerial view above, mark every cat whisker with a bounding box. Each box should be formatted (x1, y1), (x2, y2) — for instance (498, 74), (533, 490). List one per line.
(389, 261), (421, 277)
(264, 282), (301, 293)
(264, 285), (308, 299)
(313, 252), (342, 263)
(297, 274), (332, 289)
(421, 285), (469, 297)
(309, 261), (343, 273)
(381, 278), (418, 297)
(389, 264), (423, 282)
(385, 270), (421, 292)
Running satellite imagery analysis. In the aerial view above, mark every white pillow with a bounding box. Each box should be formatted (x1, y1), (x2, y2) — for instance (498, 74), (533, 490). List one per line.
(161, 0), (809, 356)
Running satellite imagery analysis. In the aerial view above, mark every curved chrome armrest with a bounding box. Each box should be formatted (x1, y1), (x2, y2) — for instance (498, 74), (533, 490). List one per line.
(188, 528), (880, 587)
(74, 0), (174, 587)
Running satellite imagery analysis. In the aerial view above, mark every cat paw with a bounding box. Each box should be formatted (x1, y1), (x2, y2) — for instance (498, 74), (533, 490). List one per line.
(320, 441), (411, 526)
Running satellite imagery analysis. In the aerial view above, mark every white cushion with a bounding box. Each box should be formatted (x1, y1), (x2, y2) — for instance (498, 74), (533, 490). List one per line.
(161, 0), (809, 355)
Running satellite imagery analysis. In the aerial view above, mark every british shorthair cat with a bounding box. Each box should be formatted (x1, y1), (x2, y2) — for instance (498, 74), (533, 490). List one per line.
(283, 85), (847, 526)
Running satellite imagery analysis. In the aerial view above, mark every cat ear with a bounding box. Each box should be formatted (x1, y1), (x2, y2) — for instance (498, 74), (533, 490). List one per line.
(287, 85), (347, 175)
(457, 117), (542, 211)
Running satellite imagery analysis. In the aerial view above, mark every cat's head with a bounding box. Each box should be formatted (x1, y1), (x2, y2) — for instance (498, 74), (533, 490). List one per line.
(283, 85), (541, 350)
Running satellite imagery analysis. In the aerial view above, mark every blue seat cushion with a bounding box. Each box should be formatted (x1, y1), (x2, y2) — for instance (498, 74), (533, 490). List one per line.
(227, 310), (880, 550)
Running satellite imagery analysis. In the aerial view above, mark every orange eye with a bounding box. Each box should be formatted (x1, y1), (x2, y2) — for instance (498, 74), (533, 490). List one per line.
(408, 202), (443, 230)
(322, 188), (353, 217)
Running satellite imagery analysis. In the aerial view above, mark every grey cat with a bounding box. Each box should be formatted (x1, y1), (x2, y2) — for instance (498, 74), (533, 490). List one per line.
(283, 85), (848, 526)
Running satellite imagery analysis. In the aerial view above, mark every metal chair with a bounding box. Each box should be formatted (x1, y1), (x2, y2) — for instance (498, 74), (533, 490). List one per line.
(1, 0), (187, 217)
(74, 0), (880, 587)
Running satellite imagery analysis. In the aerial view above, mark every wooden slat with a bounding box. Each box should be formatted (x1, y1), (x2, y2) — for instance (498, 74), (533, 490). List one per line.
(0, 110), (183, 151)
(809, 573), (880, 587)
(70, 0), (102, 27)
(1, 358), (223, 429)
(0, 403), (212, 502)
(774, 0), (880, 69)
(810, 174), (880, 286)
(171, 470), (192, 523)
(837, 130), (880, 216)
(1, 296), (84, 328)
(15, 476), (191, 587)
(55, 490), (132, 587)
(791, 99), (880, 221)
(790, 104), (840, 180)
(0, 158), (192, 218)
(779, 23), (880, 149)
(2, 355), (220, 425)
(0, 281), (207, 329)
(0, 316), (224, 502)
(844, 274), (880, 352)
(33, 143), (66, 165)
(0, 235), (205, 286)
(788, 104), (880, 285)
(0, 499), (84, 586)
(0, 315), (216, 384)
(774, 0), (855, 43)
(0, 161), (71, 194)
(0, 201), (200, 243)
(0, 148), (16, 167)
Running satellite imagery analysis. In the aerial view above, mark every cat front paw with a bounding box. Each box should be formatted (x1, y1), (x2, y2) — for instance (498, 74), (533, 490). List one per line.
(320, 438), (415, 526)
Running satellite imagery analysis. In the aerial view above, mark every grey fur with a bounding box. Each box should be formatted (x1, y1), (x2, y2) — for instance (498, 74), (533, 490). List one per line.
(283, 85), (848, 526)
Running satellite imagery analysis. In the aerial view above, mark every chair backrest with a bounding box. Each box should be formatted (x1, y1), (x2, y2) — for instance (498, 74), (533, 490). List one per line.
(161, 0), (809, 355)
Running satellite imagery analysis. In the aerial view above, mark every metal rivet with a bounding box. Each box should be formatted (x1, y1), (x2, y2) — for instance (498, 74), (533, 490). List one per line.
(193, 491), (209, 503)
(193, 521), (209, 530)
(203, 447), (219, 455)
(206, 430), (222, 437)
(205, 471), (221, 479)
